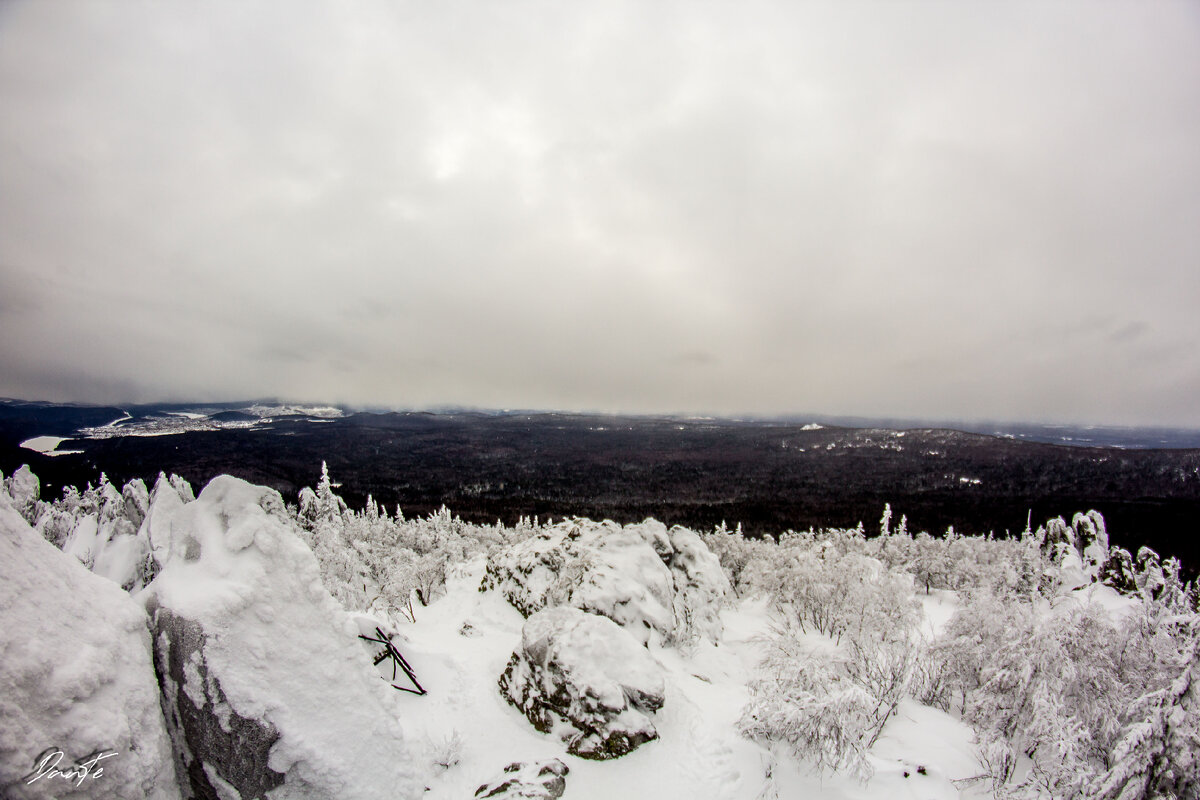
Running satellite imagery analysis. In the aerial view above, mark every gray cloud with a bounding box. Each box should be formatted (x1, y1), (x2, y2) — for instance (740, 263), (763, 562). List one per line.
(1, 0), (1198, 425)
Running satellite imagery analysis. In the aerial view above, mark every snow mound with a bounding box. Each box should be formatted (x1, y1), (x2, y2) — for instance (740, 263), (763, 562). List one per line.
(143, 475), (420, 800)
(482, 518), (728, 644)
(474, 759), (569, 799)
(0, 498), (179, 800)
(499, 606), (666, 760)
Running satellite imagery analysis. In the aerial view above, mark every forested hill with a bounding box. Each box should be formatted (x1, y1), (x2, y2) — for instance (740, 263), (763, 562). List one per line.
(2, 402), (1199, 572)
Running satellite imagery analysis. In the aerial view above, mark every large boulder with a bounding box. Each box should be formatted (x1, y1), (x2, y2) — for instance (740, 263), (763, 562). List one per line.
(482, 518), (729, 644)
(499, 607), (666, 760)
(143, 475), (420, 800)
(475, 759), (569, 799)
(0, 499), (180, 800)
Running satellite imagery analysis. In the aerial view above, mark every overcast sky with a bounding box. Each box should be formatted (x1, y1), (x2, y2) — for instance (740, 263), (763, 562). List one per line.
(1, 1), (1198, 426)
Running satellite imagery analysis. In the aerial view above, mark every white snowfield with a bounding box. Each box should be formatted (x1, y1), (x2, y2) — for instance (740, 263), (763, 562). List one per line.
(18, 435), (84, 456)
(1, 466), (1195, 800)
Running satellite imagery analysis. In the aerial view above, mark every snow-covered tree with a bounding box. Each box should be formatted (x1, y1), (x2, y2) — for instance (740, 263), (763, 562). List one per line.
(1090, 644), (1200, 800)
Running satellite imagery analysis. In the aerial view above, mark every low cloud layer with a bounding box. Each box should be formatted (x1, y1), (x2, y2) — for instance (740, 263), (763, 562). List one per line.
(2, 1), (1198, 425)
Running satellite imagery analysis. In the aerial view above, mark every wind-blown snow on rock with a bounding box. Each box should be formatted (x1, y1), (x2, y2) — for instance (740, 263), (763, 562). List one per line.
(0, 497), (180, 800)
(143, 475), (420, 800)
(482, 518), (728, 644)
(499, 606), (666, 759)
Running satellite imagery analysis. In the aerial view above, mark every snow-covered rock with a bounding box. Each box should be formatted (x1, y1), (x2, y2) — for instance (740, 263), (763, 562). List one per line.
(662, 525), (732, 642)
(1039, 510), (1113, 587)
(2, 465), (40, 523)
(136, 474), (189, 578)
(1100, 546), (1138, 593)
(482, 518), (728, 644)
(0, 497), (179, 800)
(499, 606), (666, 760)
(1135, 546), (1165, 599)
(143, 475), (420, 800)
(1073, 510), (1109, 575)
(474, 759), (569, 799)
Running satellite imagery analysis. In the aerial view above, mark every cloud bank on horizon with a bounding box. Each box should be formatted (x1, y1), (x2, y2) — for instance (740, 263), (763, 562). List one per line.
(1, 1), (1198, 426)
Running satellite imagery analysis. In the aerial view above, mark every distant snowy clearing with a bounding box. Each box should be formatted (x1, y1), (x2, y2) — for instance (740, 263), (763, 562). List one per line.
(18, 435), (83, 456)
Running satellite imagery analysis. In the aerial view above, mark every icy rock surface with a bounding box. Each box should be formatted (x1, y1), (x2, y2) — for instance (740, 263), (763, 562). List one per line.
(474, 759), (569, 799)
(0, 498), (180, 800)
(482, 518), (729, 643)
(144, 475), (420, 800)
(499, 606), (666, 759)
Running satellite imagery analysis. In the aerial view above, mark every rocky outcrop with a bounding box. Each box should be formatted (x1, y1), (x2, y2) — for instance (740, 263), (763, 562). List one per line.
(661, 524), (732, 642)
(1038, 510), (1113, 588)
(147, 602), (286, 799)
(482, 518), (729, 644)
(143, 475), (420, 800)
(499, 607), (666, 759)
(0, 499), (180, 800)
(1100, 546), (1138, 593)
(475, 759), (568, 799)
(2, 464), (39, 523)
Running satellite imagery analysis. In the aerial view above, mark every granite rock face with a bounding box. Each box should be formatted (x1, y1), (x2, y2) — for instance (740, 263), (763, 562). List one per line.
(499, 607), (666, 760)
(148, 603), (285, 800)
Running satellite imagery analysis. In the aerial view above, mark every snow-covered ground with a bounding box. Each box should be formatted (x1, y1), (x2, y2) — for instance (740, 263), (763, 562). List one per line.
(3, 465), (1193, 800)
(394, 562), (987, 800)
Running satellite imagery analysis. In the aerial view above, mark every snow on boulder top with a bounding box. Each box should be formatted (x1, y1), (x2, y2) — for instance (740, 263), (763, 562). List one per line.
(0, 497), (180, 800)
(144, 474), (420, 800)
(521, 607), (666, 708)
(483, 517), (729, 644)
(483, 519), (675, 644)
(500, 606), (666, 759)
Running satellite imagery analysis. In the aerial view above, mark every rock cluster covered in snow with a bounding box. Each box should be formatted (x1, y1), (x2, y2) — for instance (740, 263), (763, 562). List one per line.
(498, 606), (667, 759)
(481, 518), (730, 645)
